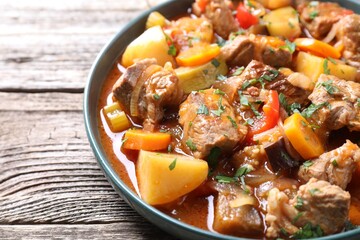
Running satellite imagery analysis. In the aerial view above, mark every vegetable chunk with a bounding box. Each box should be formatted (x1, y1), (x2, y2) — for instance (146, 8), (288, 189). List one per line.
(137, 150), (208, 205)
(123, 129), (171, 151)
(121, 26), (175, 67)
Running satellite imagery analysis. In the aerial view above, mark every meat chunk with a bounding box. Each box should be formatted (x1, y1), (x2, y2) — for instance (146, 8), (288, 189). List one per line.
(193, 0), (239, 39)
(336, 14), (360, 67)
(221, 35), (292, 68)
(213, 183), (263, 236)
(289, 178), (350, 235)
(298, 140), (360, 189)
(266, 178), (351, 238)
(113, 59), (184, 130)
(215, 60), (310, 106)
(298, 1), (351, 39)
(178, 89), (247, 159)
(308, 74), (360, 131)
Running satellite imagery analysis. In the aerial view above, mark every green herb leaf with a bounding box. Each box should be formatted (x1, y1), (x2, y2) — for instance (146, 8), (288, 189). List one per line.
(168, 44), (177, 56)
(246, 118), (254, 126)
(241, 79), (257, 89)
(197, 104), (209, 115)
(250, 103), (262, 118)
(215, 175), (235, 183)
(211, 59), (220, 68)
(301, 102), (327, 118)
(232, 66), (245, 76)
(217, 74), (227, 81)
(208, 147), (221, 169)
(303, 160), (314, 168)
(357, 98), (360, 107)
(318, 80), (338, 95)
(280, 40), (296, 54)
(327, 57), (337, 65)
(121, 138), (128, 145)
(240, 94), (249, 106)
(309, 188), (320, 196)
(227, 116), (238, 128)
(214, 89), (225, 95)
(279, 93), (288, 109)
(169, 158), (177, 171)
(186, 139), (197, 151)
(331, 159), (338, 167)
(323, 59), (330, 75)
(211, 97), (225, 117)
(153, 93), (160, 100)
(234, 165), (253, 178)
(309, 11), (318, 19)
(167, 144), (172, 153)
(293, 222), (324, 239)
(295, 196), (304, 210)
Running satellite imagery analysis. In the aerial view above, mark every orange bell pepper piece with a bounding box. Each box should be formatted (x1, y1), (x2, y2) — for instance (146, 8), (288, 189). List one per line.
(294, 38), (341, 59)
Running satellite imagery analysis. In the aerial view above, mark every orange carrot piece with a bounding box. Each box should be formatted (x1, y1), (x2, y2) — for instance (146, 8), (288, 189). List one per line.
(294, 38), (341, 59)
(176, 43), (220, 67)
(123, 129), (171, 151)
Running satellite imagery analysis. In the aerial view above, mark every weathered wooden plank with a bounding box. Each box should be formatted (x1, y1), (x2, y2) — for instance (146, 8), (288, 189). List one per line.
(0, 223), (177, 240)
(0, 0), (150, 91)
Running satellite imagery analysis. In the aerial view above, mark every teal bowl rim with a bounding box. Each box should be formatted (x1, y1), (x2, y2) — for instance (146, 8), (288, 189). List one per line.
(84, 0), (360, 239)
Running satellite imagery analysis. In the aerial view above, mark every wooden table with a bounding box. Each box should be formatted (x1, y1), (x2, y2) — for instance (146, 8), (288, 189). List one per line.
(0, 0), (177, 239)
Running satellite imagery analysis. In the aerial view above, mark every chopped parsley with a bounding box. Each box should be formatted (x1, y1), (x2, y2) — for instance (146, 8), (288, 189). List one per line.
(211, 58), (220, 68)
(153, 93), (160, 100)
(279, 93), (301, 115)
(303, 160), (314, 168)
(309, 11), (318, 19)
(167, 144), (172, 153)
(250, 104), (262, 118)
(280, 228), (289, 237)
(232, 66), (244, 76)
(295, 196), (304, 210)
(301, 102), (328, 118)
(197, 104), (209, 115)
(168, 44), (177, 56)
(208, 147), (221, 169)
(240, 93), (249, 106)
(168, 158), (177, 171)
(216, 74), (227, 81)
(327, 57), (337, 65)
(241, 78), (257, 89)
(227, 116), (238, 128)
(214, 89), (225, 95)
(235, 165), (253, 178)
(357, 98), (360, 107)
(292, 222), (324, 239)
(246, 118), (255, 126)
(323, 59), (330, 75)
(309, 188), (320, 196)
(318, 79), (338, 95)
(215, 175), (235, 183)
(186, 139), (197, 151)
(211, 97), (226, 117)
(331, 159), (338, 167)
(121, 138), (128, 145)
(280, 40), (296, 54)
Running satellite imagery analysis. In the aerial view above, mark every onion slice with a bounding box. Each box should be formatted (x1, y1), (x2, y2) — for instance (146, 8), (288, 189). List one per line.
(321, 23), (339, 43)
(130, 65), (162, 116)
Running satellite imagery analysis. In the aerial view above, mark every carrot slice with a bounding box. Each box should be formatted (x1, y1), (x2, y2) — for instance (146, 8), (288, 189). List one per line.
(283, 113), (324, 159)
(294, 38), (341, 59)
(123, 129), (171, 151)
(176, 43), (220, 67)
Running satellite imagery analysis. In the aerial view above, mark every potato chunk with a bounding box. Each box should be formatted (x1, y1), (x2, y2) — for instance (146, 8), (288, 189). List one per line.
(263, 6), (301, 39)
(121, 26), (176, 67)
(137, 150), (208, 205)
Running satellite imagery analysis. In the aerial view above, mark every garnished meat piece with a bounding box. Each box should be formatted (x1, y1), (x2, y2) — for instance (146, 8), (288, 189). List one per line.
(213, 183), (263, 236)
(113, 59), (184, 130)
(298, 140), (360, 189)
(298, 1), (352, 39)
(308, 74), (360, 131)
(178, 89), (247, 159)
(193, 0), (239, 39)
(266, 178), (350, 238)
(221, 35), (292, 68)
(336, 14), (360, 68)
(216, 60), (310, 106)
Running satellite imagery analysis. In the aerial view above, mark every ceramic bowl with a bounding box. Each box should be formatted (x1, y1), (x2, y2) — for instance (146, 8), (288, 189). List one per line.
(84, 0), (360, 239)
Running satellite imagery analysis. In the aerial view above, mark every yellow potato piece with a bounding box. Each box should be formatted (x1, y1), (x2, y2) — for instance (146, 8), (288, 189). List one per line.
(137, 150), (208, 205)
(263, 6), (301, 39)
(296, 51), (357, 83)
(121, 26), (175, 67)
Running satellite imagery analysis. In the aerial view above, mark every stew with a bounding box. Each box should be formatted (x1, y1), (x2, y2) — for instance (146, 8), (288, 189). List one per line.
(98, 0), (360, 239)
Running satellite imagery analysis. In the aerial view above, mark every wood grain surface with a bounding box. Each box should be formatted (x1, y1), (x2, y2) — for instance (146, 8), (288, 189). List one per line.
(0, 0), (178, 239)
